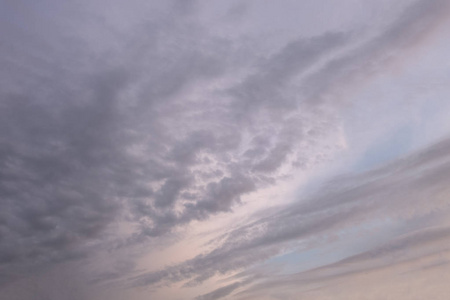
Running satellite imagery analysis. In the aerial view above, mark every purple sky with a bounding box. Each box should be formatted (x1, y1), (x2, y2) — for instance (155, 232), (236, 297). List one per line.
(1, 1), (450, 299)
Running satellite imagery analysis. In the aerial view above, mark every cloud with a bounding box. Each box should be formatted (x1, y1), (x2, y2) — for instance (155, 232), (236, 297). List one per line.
(195, 281), (243, 300)
(131, 131), (450, 293)
(299, 0), (450, 106)
(0, 0), (236, 281)
(0, 0), (347, 283)
(1, 1), (450, 299)
(237, 223), (450, 299)
(124, 1), (450, 292)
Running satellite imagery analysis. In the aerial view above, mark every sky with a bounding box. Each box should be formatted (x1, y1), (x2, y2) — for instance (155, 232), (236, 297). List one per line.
(1, 0), (450, 299)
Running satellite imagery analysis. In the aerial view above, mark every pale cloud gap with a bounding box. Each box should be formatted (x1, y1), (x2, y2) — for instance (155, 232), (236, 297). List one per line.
(1, 0), (450, 299)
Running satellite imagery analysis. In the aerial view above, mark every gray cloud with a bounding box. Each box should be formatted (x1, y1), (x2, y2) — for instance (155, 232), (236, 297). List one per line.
(195, 281), (243, 300)
(1, 1), (449, 298)
(237, 223), (450, 299)
(300, 0), (450, 105)
(131, 132), (450, 291)
(0, 0), (236, 281)
(125, 1), (450, 291)
(0, 0), (346, 283)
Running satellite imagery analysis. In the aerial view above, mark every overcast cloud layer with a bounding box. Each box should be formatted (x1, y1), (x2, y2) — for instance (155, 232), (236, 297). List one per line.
(1, 1), (450, 299)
